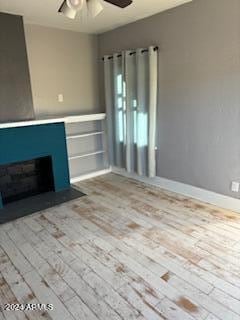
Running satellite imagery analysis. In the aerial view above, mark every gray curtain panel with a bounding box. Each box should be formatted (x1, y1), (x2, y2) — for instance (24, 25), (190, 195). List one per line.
(104, 46), (158, 177)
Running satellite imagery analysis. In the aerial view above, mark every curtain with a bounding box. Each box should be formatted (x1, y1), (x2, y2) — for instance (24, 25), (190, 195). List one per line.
(104, 46), (158, 178)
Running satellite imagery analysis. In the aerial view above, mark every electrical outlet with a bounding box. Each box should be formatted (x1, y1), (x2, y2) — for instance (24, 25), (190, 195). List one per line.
(58, 94), (64, 103)
(231, 181), (240, 193)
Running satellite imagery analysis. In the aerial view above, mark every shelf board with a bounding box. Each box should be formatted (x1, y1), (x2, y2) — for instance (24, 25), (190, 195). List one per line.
(65, 113), (106, 124)
(69, 150), (105, 160)
(67, 131), (104, 140)
(71, 168), (111, 183)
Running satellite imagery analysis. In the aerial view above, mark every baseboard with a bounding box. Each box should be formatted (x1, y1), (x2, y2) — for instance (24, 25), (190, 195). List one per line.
(71, 168), (112, 184)
(112, 167), (240, 213)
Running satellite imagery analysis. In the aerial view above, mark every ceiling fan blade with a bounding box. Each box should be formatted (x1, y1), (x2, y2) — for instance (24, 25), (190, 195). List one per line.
(87, 0), (103, 17)
(103, 0), (132, 8)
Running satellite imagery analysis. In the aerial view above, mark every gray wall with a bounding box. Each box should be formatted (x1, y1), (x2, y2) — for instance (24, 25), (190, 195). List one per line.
(99, 0), (240, 198)
(25, 24), (102, 117)
(0, 13), (34, 123)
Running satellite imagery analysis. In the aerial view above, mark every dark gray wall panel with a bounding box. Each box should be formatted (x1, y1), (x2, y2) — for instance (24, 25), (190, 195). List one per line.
(0, 12), (34, 123)
(99, 0), (240, 198)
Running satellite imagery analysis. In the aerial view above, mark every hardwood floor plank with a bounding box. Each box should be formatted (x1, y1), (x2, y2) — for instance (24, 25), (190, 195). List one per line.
(46, 254), (122, 320)
(209, 288), (240, 315)
(118, 283), (166, 320)
(64, 296), (99, 320)
(83, 271), (140, 319)
(155, 298), (196, 320)
(0, 232), (32, 276)
(123, 235), (213, 294)
(163, 272), (239, 320)
(23, 269), (75, 320)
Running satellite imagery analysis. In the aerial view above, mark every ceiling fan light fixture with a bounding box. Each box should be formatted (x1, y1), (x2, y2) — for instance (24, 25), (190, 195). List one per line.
(87, 0), (103, 17)
(58, 0), (133, 20)
(58, 0), (84, 19)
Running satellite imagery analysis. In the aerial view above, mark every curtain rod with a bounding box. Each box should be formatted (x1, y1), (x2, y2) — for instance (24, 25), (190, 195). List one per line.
(102, 46), (158, 61)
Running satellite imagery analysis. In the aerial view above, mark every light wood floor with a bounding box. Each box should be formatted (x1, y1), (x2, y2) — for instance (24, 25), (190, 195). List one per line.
(0, 173), (240, 320)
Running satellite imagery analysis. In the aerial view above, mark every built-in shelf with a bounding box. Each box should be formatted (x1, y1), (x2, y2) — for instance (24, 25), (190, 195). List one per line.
(65, 113), (109, 182)
(69, 150), (105, 161)
(67, 131), (104, 140)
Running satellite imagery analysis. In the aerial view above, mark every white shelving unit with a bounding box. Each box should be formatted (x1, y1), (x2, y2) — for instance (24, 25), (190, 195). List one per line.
(65, 113), (110, 183)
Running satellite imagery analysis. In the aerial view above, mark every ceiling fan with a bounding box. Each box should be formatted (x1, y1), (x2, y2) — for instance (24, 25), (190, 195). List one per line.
(58, 0), (133, 19)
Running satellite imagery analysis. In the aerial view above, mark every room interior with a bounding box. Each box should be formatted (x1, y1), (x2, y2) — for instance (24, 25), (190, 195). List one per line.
(0, 0), (240, 319)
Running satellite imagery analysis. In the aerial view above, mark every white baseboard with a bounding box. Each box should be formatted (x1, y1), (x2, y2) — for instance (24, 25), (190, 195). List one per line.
(71, 168), (111, 184)
(112, 167), (240, 213)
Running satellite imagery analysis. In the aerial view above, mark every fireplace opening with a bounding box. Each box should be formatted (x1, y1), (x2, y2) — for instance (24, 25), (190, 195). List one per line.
(0, 156), (54, 205)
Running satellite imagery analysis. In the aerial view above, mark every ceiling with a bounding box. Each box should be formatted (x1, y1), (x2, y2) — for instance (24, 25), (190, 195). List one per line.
(0, 0), (192, 34)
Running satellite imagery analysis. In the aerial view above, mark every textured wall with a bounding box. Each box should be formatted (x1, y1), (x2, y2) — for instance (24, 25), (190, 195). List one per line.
(0, 13), (34, 123)
(25, 24), (102, 117)
(99, 0), (240, 198)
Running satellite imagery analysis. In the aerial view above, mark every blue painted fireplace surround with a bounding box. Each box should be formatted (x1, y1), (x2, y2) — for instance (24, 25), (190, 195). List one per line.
(0, 122), (70, 208)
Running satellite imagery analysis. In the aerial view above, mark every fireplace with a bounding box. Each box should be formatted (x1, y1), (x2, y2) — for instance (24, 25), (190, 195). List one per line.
(0, 122), (71, 210)
(0, 156), (54, 205)
(0, 122), (84, 223)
